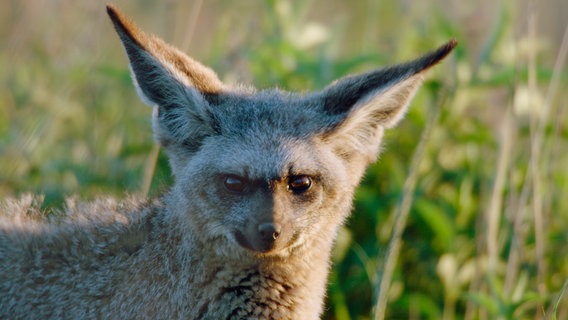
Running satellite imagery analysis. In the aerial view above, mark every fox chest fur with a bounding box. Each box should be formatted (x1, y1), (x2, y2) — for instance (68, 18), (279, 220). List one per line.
(0, 4), (455, 320)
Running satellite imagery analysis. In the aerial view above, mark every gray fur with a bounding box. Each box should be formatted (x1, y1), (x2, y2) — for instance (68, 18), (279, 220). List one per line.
(0, 5), (456, 319)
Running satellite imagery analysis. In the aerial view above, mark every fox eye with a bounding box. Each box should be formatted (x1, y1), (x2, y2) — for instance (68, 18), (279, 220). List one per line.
(288, 175), (312, 194)
(223, 175), (247, 193)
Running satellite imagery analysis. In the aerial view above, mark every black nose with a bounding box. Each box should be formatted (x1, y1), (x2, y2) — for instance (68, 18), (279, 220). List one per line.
(258, 222), (281, 242)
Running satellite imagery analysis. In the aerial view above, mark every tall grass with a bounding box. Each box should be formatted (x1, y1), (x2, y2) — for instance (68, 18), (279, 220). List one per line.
(1, 0), (567, 319)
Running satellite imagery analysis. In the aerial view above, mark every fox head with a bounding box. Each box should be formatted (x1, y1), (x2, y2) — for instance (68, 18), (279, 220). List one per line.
(107, 5), (455, 257)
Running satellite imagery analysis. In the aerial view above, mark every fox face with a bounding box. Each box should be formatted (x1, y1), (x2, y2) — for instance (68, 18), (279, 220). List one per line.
(169, 91), (356, 255)
(107, 5), (456, 258)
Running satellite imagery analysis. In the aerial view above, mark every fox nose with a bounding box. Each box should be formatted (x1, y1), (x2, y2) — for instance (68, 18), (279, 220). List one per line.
(258, 222), (281, 241)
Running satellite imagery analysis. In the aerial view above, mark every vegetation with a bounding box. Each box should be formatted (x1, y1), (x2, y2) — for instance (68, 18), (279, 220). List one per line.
(1, 0), (567, 319)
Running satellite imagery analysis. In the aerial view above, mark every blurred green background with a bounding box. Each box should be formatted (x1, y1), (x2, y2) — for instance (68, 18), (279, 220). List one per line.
(1, 0), (568, 319)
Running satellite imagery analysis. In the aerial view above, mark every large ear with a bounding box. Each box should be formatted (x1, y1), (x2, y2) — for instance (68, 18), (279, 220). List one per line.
(320, 40), (457, 161)
(106, 4), (226, 155)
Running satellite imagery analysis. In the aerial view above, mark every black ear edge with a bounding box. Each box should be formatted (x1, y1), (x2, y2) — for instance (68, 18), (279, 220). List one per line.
(411, 39), (458, 73)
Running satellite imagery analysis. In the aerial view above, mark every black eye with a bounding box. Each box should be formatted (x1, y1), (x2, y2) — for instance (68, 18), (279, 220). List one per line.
(288, 175), (312, 194)
(224, 175), (247, 193)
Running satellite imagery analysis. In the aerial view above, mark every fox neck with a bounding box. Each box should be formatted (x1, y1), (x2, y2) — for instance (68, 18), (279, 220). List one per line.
(260, 231), (338, 317)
